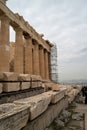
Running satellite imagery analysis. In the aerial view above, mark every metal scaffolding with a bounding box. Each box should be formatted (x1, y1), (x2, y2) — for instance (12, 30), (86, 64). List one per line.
(50, 44), (58, 83)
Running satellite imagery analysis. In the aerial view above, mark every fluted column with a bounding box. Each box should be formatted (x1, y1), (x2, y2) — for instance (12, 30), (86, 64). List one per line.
(25, 38), (33, 74)
(33, 41), (40, 75)
(48, 52), (50, 79)
(39, 46), (45, 78)
(44, 50), (49, 79)
(0, 15), (10, 72)
(0, 20), (1, 45)
(14, 27), (24, 73)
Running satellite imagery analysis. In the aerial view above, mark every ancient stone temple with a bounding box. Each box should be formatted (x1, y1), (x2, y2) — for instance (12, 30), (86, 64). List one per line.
(0, 1), (83, 130)
(0, 0), (53, 81)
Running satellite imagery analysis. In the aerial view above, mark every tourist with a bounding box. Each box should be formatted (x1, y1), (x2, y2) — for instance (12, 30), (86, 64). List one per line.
(85, 88), (87, 104)
(82, 87), (86, 97)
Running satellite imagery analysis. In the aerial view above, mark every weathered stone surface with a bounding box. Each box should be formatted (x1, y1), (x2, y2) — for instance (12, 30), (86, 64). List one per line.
(31, 75), (38, 88)
(42, 90), (65, 104)
(60, 85), (73, 95)
(0, 73), (4, 81)
(49, 90), (65, 104)
(20, 82), (30, 90)
(54, 85), (78, 104)
(22, 97), (68, 130)
(36, 75), (42, 87)
(52, 84), (60, 91)
(31, 75), (42, 88)
(0, 103), (15, 115)
(0, 83), (3, 93)
(0, 103), (29, 130)
(67, 88), (79, 103)
(44, 82), (54, 91)
(18, 74), (30, 81)
(18, 74), (31, 90)
(14, 92), (51, 120)
(3, 84), (18, 93)
(3, 72), (20, 92)
(0, 87), (44, 104)
(3, 72), (18, 81)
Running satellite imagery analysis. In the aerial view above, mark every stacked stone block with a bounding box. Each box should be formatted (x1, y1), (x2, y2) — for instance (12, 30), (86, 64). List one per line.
(31, 75), (42, 88)
(3, 72), (20, 92)
(0, 72), (43, 93)
(0, 84), (82, 130)
(18, 74), (31, 90)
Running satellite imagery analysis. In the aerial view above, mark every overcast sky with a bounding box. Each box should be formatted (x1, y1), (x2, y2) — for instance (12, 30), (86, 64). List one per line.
(7, 0), (87, 81)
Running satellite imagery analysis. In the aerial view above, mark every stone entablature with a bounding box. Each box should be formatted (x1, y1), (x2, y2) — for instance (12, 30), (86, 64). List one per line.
(0, 0), (7, 4)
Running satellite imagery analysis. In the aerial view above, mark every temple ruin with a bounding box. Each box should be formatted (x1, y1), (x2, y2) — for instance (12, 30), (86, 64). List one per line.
(0, 0), (53, 80)
(0, 1), (83, 130)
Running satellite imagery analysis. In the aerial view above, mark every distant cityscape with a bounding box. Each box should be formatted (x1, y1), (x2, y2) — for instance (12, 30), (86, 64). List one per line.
(60, 79), (87, 85)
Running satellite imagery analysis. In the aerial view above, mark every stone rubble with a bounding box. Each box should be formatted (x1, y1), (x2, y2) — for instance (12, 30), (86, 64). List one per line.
(55, 119), (65, 127)
(45, 90), (84, 130)
(72, 113), (83, 120)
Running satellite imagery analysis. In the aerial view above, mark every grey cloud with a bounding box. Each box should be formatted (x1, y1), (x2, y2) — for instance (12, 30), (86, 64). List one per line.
(79, 47), (87, 55)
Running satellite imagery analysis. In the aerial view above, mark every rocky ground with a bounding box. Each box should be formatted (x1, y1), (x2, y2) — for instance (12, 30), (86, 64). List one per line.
(45, 92), (85, 130)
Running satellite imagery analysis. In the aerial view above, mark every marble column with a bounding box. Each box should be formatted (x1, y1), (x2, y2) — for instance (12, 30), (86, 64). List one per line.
(33, 41), (40, 75)
(25, 38), (33, 74)
(0, 20), (1, 45)
(48, 53), (51, 80)
(39, 46), (45, 79)
(44, 50), (49, 79)
(14, 27), (24, 73)
(0, 15), (10, 72)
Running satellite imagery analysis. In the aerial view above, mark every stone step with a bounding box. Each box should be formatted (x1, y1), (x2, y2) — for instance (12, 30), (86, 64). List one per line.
(0, 103), (29, 130)
(14, 92), (52, 120)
